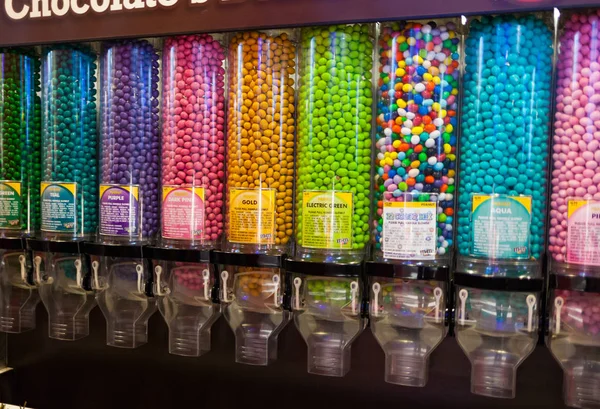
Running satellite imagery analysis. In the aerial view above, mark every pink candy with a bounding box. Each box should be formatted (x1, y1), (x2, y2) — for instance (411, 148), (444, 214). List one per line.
(549, 13), (600, 263)
(162, 34), (226, 242)
(554, 290), (600, 336)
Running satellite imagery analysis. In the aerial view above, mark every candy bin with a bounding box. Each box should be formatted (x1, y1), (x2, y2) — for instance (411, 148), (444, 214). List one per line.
(548, 275), (600, 408)
(225, 30), (296, 255)
(41, 43), (98, 241)
(216, 252), (289, 365)
(374, 20), (459, 267)
(28, 239), (96, 340)
(365, 262), (448, 387)
(454, 272), (543, 398)
(295, 24), (374, 263)
(456, 14), (554, 278)
(161, 34), (226, 249)
(0, 47), (41, 238)
(287, 260), (366, 376)
(549, 10), (600, 277)
(147, 246), (220, 357)
(85, 242), (156, 348)
(0, 238), (39, 333)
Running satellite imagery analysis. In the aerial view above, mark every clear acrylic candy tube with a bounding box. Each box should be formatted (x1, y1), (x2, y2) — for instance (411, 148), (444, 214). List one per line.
(456, 14), (554, 278)
(0, 47), (41, 238)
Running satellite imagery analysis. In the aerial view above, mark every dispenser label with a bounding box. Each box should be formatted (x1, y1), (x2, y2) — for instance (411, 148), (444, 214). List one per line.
(0, 181), (21, 229)
(382, 199), (437, 260)
(301, 191), (353, 250)
(471, 194), (531, 259)
(99, 184), (139, 236)
(566, 200), (600, 266)
(162, 186), (205, 240)
(41, 182), (76, 232)
(228, 188), (275, 244)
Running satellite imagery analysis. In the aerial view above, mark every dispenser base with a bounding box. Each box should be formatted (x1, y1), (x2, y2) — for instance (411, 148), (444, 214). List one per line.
(564, 364), (600, 408)
(307, 340), (351, 377)
(0, 308), (36, 333)
(235, 335), (274, 366)
(49, 317), (89, 341)
(169, 329), (211, 357)
(471, 359), (516, 399)
(385, 353), (428, 387)
(107, 323), (149, 348)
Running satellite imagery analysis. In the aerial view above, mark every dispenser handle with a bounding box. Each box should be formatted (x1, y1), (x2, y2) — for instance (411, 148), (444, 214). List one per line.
(74, 259), (83, 288)
(202, 269), (210, 301)
(458, 289), (468, 325)
(18, 254), (27, 284)
(221, 270), (229, 302)
(293, 277), (302, 310)
(371, 282), (381, 317)
(434, 287), (443, 324)
(92, 260), (100, 290)
(154, 265), (165, 296)
(136, 264), (144, 294)
(272, 274), (280, 308)
(350, 281), (358, 315)
(554, 296), (564, 335)
(526, 294), (537, 333)
(33, 255), (42, 284)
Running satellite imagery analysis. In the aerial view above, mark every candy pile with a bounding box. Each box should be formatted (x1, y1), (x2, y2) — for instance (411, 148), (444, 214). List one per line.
(457, 15), (553, 260)
(173, 263), (211, 292)
(374, 21), (459, 257)
(100, 39), (160, 239)
(379, 279), (440, 317)
(306, 278), (354, 307)
(463, 289), (534, 332)
(549, 12), (600, 264)
(0, 48), (41, 233)
(296, 24), (373, 252)
(42, 44), (98, 236)
(162, 34), (226, 244)
(235, 269), (278, 302)
(553, 290), (600, 336)
(227, 31), (296, 248)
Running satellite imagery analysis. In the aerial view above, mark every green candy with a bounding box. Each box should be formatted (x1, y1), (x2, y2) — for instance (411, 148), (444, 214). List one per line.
(0, 47), (41, 234)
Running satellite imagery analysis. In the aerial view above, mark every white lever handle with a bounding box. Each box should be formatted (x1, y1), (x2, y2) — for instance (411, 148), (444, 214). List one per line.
(154, 265), (164, 296)
(459, 289), (468, 325)
(18, 254), (27, 284)
(434, 287), (443, 323)
(33, 255), (42, 284)
(221, 270), (229, 302)
(526, 294), (537, 333)
(293, 277), (302, 310)
(74, 259), (83, 288)
(372, 282), (381, 317)
(202, 269), (210, 301)
(136, 264), (144, 294)
(272, 274), (280, 307)
(92, 260), (100, 290)
(554, 296), (564, 335)
(350, 281), (359, 315)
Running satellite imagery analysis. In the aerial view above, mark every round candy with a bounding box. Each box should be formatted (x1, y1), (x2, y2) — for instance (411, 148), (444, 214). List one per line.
(100, 39), (160, 241)
(548, 11), (600, 266)
(373, 21), (459, 259)
(172, 263), (212, 292)
(162, 34), (226, 244)
(553, 290), (600, 336)
(226, 31), (296, 249)
(457, 15), (553, 262)
(295, 24), (374, 256)
(0, 47), (41, 235)
(41, 44), (98, 237)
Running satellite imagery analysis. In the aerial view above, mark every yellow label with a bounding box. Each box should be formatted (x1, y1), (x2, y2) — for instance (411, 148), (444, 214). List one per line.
(41, 181), (76, 196)
(472, 194), (532, 213)
(0, 181), (21, 196)
(229, 188), (276, 244)
(100, 184), (139, 201)
(384, 201), (437, 209)
(568, 200), (600, 218)
(162, 186), (204, 202)
(301, 190), (353, 249)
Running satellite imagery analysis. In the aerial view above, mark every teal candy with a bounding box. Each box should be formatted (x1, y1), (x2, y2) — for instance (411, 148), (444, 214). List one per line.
(457, 15), (552, 261)
(41, 44), (98, 237)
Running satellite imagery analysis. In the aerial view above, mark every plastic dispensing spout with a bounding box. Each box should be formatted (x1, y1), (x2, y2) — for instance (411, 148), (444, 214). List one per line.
(0, 251), (40, 333)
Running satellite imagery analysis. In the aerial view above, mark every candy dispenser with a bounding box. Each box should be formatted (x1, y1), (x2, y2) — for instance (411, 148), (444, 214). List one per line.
(548, 275), (600, 408)
(456, 14), (554, 278)
(295, 24), (374, 263)
(0, 47), (41, 238)
(454, 273), (543, 398)
(0, 238), (39, 333)
(373, 19), (459, 267)
(28, 239), (96, 340)
(366, 262), (448, 386)
(86, 242), (156, 348)
(161, 34), (226, 249)
(147, 246), (220, 357)
(288, 260), (365, 376)
(549, 10), (600, 277)
(216, 252), (289, 365)
(225, 30), (296, 255)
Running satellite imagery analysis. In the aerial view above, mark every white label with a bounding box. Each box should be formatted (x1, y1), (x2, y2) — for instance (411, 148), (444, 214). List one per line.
(383, 200), (437, 260)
